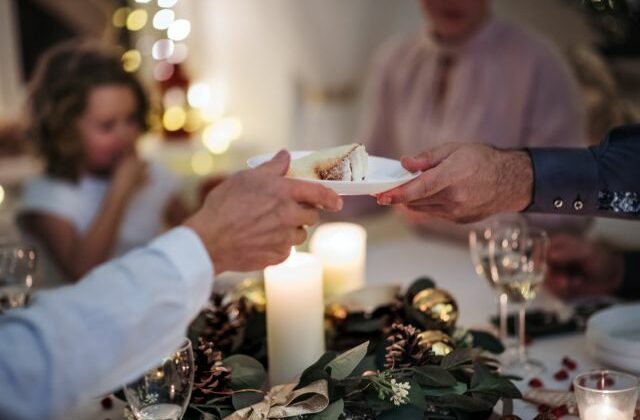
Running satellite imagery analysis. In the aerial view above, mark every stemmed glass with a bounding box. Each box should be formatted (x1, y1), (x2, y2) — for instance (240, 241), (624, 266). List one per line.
(489, 227), (548, 376)
(0, 243), (37, 313)
(125, 339), (195, 420)
(468, 214), (526, 343)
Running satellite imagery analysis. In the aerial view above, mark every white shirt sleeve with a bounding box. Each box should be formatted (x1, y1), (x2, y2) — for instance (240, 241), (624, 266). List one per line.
(0, 227), (214, 420)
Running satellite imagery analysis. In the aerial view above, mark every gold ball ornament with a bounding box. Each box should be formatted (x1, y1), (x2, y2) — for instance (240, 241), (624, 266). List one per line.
(417, 330), (455, 357)
(411, 288), (459, 329)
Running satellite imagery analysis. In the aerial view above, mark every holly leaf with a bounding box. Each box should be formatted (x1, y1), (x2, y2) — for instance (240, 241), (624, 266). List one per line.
(305, 399), (344, 420)
(325, 341), (369, 380)
(469, 330), (505, 354)
(440, 348), (478, 371)
(223, 355), (266, 390)
(231, 390), (263, 411)
(296, 351), (337, 390)
(412, 365), (457, 388)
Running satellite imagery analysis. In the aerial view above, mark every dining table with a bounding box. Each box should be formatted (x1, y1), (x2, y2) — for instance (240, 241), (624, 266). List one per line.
(69, 213), (603, 420)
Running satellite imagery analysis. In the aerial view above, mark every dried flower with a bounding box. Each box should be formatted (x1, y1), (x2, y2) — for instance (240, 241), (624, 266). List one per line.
(389, 379), (411, 406)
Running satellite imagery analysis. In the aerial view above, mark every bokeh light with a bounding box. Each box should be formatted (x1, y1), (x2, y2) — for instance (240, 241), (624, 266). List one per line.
(152, 39), (175, 60)
(126, 9), (148, 31)
(187, 83), (210, 108)
(153, 9), (175, 30)
(167, 43), (189, 64)
(158, 0), (179, 8)
(153, 62), (175, 81)
(0, 185), (4, 206)
(135, 0), (152, 3)
(184, 109), (204, 133)
(167, 19), (191, 41)
(122, 49), (142, 73)
(202, 117), (243, 155)
(112, 7), (131, 28)
(163, 87), (186, 108)
(191, 150), (214, 175)
(163, 107), (187, 131)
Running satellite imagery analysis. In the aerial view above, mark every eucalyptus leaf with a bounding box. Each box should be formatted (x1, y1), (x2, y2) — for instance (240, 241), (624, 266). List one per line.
(231, 390), (263, 411)
(325, 341), (369, 380)
(469, 330), (505, 354)
(407, 377), (426, 411)
(440, 348), (478, 371)
(422, 381), (467, 397)
(305, 399), (344, 420)
(437, 394), (494, 412)
(296, 351), (337, 390)
(470, 362), (522, 399)
(223, 354), (266, 390)
(412, 365), (457, 388)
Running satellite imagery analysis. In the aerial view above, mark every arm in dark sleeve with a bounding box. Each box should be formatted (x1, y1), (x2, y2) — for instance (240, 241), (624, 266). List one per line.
(526, 124), (640, 218)
(615, 252), (640, 300)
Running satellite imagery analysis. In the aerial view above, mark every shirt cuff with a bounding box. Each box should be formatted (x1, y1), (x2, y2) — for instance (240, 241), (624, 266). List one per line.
(148, 227), (214, 310)
(525, 148), (599, 215)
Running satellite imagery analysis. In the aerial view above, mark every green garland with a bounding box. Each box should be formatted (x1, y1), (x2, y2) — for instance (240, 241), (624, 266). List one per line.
(182, 278), (521, 420)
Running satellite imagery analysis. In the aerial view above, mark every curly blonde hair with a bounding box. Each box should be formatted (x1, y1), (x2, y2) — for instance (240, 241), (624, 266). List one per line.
(28, 40), (149, 182)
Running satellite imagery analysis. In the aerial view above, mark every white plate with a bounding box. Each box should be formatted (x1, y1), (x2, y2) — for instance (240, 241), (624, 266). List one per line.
(587, 341), (640, 374)
(247, 151), (420, 196)
(586, 304), (640, 358)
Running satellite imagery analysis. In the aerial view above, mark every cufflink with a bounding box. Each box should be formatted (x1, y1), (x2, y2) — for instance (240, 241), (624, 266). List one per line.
(573, 199), (584, 211)
(553, 198), (563, 209)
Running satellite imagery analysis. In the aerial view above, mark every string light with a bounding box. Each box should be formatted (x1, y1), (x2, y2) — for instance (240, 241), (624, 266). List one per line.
(158, 0), (178, 8)
(167, 43), (188, 64)
(0, 185), (4, 206)
(153, 62), (175, 81)
(202, 117), (243, 155)
(163, 106), (187, 131)
(190, 150), (214, 175)
(134, 0), (152, 3)
(163, 87), (186, 108)
(112, 7), (130, 28)
(187, 83), (210, 108)
(151, 39), (175, 60)
(153, 9), (175, 30)
(121, 49), (142, 72)
(126, 9), (148, 31)
(167, 19), (191, 41)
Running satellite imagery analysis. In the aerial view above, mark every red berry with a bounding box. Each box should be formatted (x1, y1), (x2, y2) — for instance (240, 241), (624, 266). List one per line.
(554, 369), (569, 381)
(538, 404), (551, 413)
(529, 377), (544, 388)
(100, 396), (113, 410)
(561, 357), (577, 370)
(551, 404), (568, 417)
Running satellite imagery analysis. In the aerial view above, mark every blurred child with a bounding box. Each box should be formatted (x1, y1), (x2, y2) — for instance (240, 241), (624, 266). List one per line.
(18, 41), (189, 283)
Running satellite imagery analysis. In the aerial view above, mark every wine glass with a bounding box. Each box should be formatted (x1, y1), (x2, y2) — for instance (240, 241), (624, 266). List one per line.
(468, 214), (526, 343)
(125, 339), (194, 420)
(0, 243), (37, 313)
(489, 227), (548, 376)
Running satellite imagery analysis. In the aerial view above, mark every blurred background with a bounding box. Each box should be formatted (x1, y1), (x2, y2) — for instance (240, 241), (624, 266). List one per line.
(2, 0), (640, 253)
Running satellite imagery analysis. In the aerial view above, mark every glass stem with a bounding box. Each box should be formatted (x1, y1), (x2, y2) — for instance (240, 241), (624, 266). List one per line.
(517, 305), (527, 362)
(498, 293), (508, 342)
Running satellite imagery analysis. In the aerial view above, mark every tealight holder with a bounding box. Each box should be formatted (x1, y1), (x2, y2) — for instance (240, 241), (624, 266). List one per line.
(573, 370), (638, 420)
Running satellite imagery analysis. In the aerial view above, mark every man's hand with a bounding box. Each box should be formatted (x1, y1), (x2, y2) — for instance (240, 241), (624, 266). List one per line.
(545, 234), (624, 299)
(376, 143), (534, 223)
(185, 150), (343, 273)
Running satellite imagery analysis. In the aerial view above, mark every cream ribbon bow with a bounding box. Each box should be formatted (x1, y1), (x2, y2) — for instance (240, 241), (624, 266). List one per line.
(224, 379), (330, 420)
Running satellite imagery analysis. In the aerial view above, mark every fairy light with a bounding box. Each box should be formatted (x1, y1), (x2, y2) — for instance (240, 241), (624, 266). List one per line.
(163, 106), (187, 131)
(153, 9), (175, 30)
(112, 7), (130, 28)
(151, 39), (175, 60)
(121, 49), (142, 72)
(0, 185), (5, 206)
(187, 82), (210, 108)
(126, 9), (148, 31)
(167, 19), (191, 42)
(158, 0), (178, 8)
(190, 150), (214, 175)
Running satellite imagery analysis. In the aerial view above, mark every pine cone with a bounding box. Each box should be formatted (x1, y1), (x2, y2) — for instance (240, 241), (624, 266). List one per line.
(191, 339), (232, 404)
(199, 293), (248, 353)
(384, 323), (437, 369)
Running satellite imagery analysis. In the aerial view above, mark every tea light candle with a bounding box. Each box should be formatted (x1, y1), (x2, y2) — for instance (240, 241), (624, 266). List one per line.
(582, 405), (627, 420)
(310, 223), (367, 298)
(264, 249), (325, 385)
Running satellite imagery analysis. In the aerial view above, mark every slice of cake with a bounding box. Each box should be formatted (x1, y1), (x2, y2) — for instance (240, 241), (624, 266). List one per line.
(288, 144), (368, 181)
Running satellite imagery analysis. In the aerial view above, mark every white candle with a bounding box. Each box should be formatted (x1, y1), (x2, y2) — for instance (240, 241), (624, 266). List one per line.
(310, 223), (367, 298)
(264, 249), (325, 385)
(582, 405), (628, 420)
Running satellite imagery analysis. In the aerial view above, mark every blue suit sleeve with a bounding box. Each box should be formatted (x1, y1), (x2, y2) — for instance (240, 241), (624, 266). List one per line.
(526, 124), (640, 218)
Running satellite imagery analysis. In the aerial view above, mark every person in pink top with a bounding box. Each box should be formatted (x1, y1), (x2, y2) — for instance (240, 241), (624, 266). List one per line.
(353, 0), (586, 233)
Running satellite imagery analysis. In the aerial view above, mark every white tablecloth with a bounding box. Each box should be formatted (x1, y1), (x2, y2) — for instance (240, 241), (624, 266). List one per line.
(73, 233), (599, 419)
